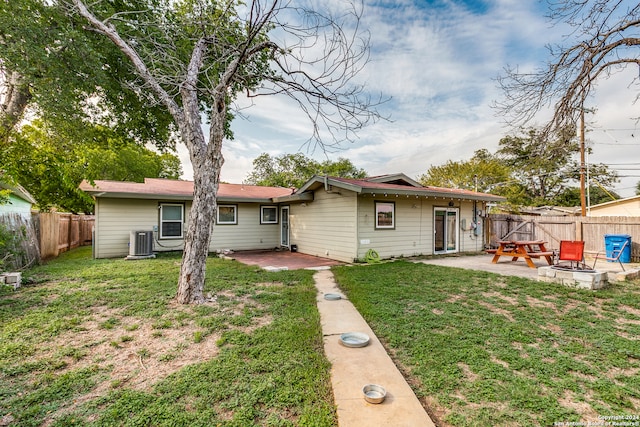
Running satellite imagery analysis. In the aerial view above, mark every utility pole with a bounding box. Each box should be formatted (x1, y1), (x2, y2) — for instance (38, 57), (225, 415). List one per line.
(579, 107), (586, 217)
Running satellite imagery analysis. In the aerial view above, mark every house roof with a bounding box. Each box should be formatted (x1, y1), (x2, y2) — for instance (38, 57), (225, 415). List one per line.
(589, 195), (640, 210)
(293, 174), (505, 202)
(80, 173), (506, 204)
(79, 178), (294, 202)
(0, 180), (37, 205)
(518, 205), (581, 216)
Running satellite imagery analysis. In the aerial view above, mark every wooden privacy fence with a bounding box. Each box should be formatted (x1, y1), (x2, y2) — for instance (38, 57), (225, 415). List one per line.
(0, 213), (41, 270)
(38, 213), (94, 260)
(487, 214), (640, 262)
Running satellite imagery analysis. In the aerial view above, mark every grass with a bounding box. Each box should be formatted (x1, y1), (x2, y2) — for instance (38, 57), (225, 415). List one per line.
(332, 261), (640, 427)
(0, 247), (335, 426)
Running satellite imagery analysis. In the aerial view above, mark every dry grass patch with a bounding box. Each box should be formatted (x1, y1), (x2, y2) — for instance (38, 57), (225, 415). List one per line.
(1, 248), (335, 427)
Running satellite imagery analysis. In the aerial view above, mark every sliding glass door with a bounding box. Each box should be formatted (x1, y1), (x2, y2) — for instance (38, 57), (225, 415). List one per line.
(434, 208), (459, 253)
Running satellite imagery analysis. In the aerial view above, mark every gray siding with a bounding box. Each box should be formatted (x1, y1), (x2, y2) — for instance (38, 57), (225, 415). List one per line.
(457, 200), (486, 253)
(356, 195), (432, 260)
(290, 190), (358, 263)
(94, 198), (161, 258)
(94, 199), (281, 258)
(93, 193), (487, 260)
(356, 196), (485, 260)
(210, 204), (280, 252)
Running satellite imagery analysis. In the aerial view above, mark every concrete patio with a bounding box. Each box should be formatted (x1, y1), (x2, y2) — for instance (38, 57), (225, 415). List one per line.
(225, 249), (343, 270)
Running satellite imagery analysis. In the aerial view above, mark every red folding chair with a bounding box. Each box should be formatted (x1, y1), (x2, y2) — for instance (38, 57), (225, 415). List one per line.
(557, 240), (586, 270)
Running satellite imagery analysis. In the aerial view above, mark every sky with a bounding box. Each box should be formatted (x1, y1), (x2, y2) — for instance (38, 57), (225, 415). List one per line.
(177, 0), (640, 199)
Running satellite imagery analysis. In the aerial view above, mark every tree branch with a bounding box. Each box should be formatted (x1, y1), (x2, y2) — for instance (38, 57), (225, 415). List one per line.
(70, 0), (183, 123)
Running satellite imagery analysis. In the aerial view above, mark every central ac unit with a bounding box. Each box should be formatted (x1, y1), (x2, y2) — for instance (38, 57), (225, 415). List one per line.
(129, 230), (154, 256)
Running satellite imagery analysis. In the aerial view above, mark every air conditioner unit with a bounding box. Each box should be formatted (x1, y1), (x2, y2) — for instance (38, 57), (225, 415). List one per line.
(129, 230), (154, 256)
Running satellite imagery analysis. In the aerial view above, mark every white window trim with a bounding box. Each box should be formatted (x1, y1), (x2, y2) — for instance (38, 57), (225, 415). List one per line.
(375, 201), (395, 229)
(159, 203), (184, 239)
(217, 204), (238, 225)
(260, 205), (278, 224)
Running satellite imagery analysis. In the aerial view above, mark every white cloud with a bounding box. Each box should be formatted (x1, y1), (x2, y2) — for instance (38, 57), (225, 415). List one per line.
(178, 0), (639, 198)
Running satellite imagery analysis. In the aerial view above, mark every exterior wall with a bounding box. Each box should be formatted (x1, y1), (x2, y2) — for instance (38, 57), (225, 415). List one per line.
(94, 198), (281, 258)
(289, 189), (358, 263)
(93, 193), (488, 260)
(356, 195), (485, 260)
(357, 194), (431, 260)
(209, 204), (280, 252)
(456, 200), (486, 253)
(589, 199), (640, 217)
(94, 198), (161, 258)
(0, 194), (32, 218)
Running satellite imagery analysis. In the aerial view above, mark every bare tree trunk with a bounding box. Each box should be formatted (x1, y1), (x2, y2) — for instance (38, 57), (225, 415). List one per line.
(175, 96), (226, 304)
(0, 70), (31, 141)
(175, 162), (218, 303)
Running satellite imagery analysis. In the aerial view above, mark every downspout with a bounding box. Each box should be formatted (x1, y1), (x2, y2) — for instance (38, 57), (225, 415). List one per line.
(324, 175), (329, 191)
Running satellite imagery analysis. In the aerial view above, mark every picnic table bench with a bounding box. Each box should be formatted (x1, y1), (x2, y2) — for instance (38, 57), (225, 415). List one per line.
(490, 240), (554, 268)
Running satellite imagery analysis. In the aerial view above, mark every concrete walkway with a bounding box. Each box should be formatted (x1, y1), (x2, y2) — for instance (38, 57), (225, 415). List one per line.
(313, 269), (435, 427)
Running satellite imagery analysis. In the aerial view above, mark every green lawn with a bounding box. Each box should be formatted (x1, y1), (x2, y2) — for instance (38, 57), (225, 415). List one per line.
(0, 247), (335, 427)
(332, 261), (640, 426)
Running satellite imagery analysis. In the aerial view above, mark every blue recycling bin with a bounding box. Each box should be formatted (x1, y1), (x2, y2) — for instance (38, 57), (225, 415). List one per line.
(604, 234), (632, 263)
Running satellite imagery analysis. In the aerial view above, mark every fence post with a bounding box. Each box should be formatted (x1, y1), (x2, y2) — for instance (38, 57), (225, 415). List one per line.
(575, 219), (583, 242)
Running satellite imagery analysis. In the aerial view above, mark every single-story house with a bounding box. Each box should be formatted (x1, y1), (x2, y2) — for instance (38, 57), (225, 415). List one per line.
(0, 180), (36, 219)
(588, 195), (640, 217)
(80, 174), (505, 262)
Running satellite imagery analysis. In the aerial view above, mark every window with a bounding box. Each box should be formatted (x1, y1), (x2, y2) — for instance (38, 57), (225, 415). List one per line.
(261, 206), (278, 224)
(217, 204), (237, 225)
(160, 203), (184, 238)
(375, 201), (395, 229)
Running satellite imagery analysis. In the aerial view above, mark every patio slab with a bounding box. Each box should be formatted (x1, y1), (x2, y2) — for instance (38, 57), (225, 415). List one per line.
(224, 249), (343, 270)
(416, 254), (640, 280)
(415, 254), (544, 279)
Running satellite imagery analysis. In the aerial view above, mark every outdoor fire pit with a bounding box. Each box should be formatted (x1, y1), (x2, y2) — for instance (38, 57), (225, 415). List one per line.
(539, 265), (607, 290)
(550, 264), (595, 273)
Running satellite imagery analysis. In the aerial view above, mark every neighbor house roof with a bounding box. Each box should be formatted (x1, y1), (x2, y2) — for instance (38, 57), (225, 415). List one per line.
(518, 205), (581, 216)
(290, 174), (505, 203)
(588, 195), (640, 216)
(589, 195), (640, 210)
(0, 180), (37, 205)
(79, 178), (294, 202)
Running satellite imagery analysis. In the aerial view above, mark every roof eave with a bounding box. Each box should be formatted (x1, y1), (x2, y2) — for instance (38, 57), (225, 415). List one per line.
(87, 192), (191, 201)
(359, 187), (505, 202)
(272, 192), (314, 204)
(87, 191), (288, 204)
(296, 175), (364, 194)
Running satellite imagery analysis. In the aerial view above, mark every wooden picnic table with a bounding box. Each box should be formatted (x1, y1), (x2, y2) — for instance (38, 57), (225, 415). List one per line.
(490, 240), (554, 268)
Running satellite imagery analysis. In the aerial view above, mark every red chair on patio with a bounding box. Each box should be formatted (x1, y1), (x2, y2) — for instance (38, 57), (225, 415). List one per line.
(556, 240), (586, 270)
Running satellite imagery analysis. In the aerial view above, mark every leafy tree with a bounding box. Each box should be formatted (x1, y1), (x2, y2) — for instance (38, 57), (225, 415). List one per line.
(496, 1), (640, 135)
(65, 0), (382, 303)
(0, 0), (175, 146)
(496, 127), (617, 206)
(418, 149), (512, 193)
(246, 153), (367, 188)
(419, 133), (618, 208)
(3, 120), (181, 213)
(555, 186), (620, 207)
(636, 181), (640, 196)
